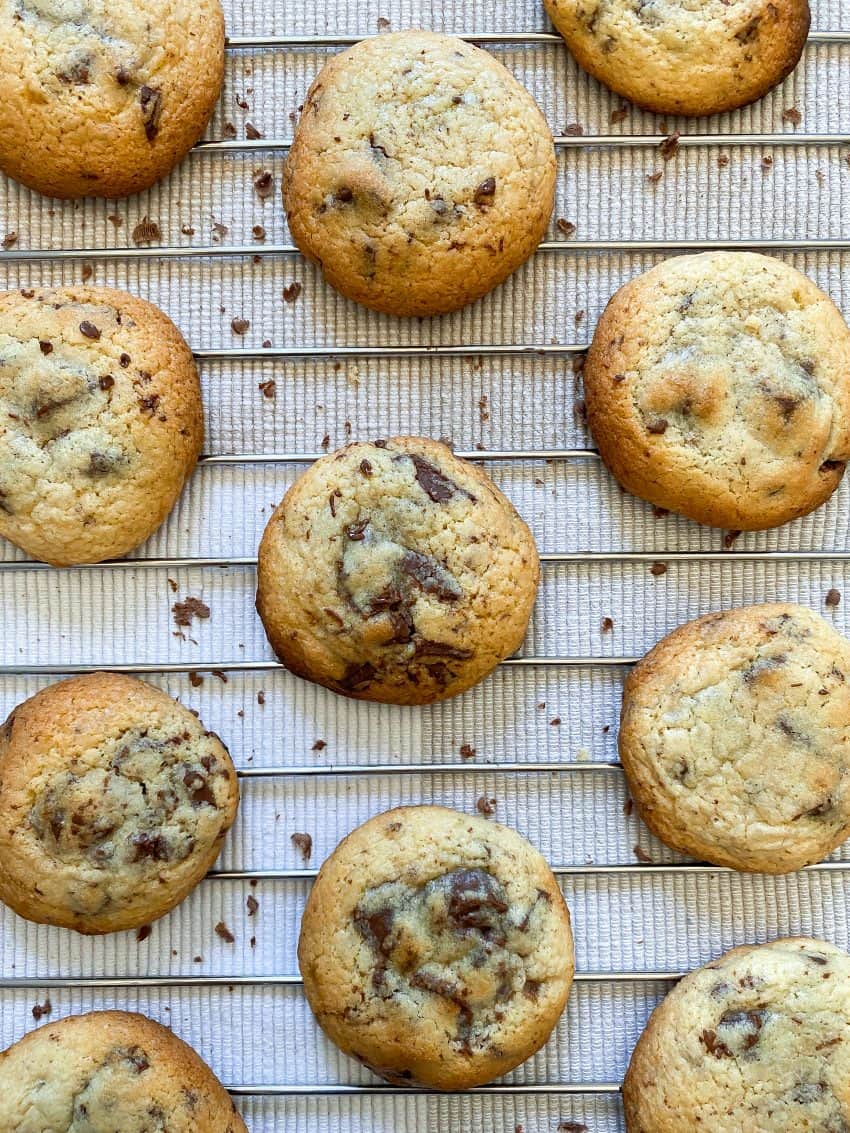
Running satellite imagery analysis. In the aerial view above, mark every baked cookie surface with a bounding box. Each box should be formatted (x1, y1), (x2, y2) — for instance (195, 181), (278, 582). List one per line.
(282, 29), (556, 316)
(0, 286), (203, 565)
(256, 436), (540, 704)
(620, 603), (850, 873)
(0, 672), (239, 933)
(0, 1010), (247, 1131)
(623, 938), (850, 1132)
(298, 805), (575, 1090)
(0, 0), (225, 198)
(544, 0), (810, 116)
(583, 253), (850, 531)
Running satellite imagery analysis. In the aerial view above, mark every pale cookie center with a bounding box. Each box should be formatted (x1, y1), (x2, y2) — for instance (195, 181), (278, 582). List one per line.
(28, 728), (224, 871)
(354, 867), (552, 1053)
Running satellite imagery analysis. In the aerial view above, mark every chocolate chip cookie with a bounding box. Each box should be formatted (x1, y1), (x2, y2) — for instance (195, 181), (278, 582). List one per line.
(620, 603), (850, 873)
(0, 286), (203, 565)
(624, 938), (850, 1132)
(583, 253), (850, 531)
(255, 436), (540, 704)
(0, 672), (239, 934)
(282, 29), (556, 316)
(544, 0), (810, 116)
(298, 805), (575, 1090)
(0, 1010), (247, 1131)
(0, 0), (225, 198)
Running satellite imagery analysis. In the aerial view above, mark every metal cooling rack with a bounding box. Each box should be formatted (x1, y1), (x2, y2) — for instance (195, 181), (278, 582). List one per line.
(1, 13), (850, 1125)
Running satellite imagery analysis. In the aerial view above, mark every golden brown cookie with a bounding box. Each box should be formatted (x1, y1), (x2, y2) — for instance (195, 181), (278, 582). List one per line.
(0, 672), (239, 934)
(282, 29), (556, 316)
(255, 436), (540, 704)
(620, 604), (850, 873)
(544, 0), (810, 116)
(0, 0), (225, 198)
(583, 253), (850, 531)
(624, 938), (850, 1132)
(0, 1010), (247, 1131)
(298, 805), (575, 1090)
(0, 286), (203, 565)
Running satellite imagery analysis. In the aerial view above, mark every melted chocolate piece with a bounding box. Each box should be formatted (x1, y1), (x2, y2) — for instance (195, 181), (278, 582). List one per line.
(400, 551), (462, 601)
(339, 661), (377, 690)
(139, 85), (163, 142)
(130, 832), (171, 861)
(407, 453), (471, 503)
(182, 769), (217, 808)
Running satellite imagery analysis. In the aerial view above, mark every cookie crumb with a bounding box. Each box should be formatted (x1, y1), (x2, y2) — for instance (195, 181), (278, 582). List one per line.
(291, 832), (313, 860)
(231, 317), (250, 335)
(246, 895), (259, 917)
(650, 562), (668, 576)
(377, 15), (391, 29)
(189, 672), (203, 687)
(633, 845), (653, 863)
(782, 107), (802, 126)
(252, 224), (266, 240)
(283, 281), (302, 303)
(826, 588), (841, 608)
(476, 796), (497, 817)
(646, 170), (663, 184)
(2, 232), (18, 249)
(254, 170), (274, 198)
(610, 103), (629, 124)
(258, 379), (276, 399)
(761, 155), (774, 172)
(717, 154), (730, 168)
(214, 922), (235, 943)
(557, 218), (577, 237)
(132, 217), (161, 245)
(460, 743), (476, 760)
(659, 131), (681, 160)
(601, 616), (614, 633)
(245, 122), (262, 139)
(564, 122), (584, 136)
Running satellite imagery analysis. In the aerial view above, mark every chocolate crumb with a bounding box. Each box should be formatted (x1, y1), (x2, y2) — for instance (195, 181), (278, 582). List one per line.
(139, 85), (162, 142)
(557, 218), (577, 237)
(246, 895), (259, 917)
(291, 832), (313, 860)
(181, 224), (196, 235)
(252, 224), (266, 241)
(717, 154), (730, 168)
(563, 122), (584, 136)
(81, 264), (93, 282)
(723, 529), (742, 550)
(31, 998), (52, 1021)
(782, 107), (802, 126)
(550, 717), (561, 726)
(189, 672), (204, 687)
(476, 796), (497, 816)
(257, 690), (266, 705)
(646, 170), (664, 184)
(826, 588), (841, 608)
(245, 122), (262, 140)
(659, 131), (681, 160)
(283, 281), (302, 303)
(460, 743), (476, 760)
(2, 232), (18, 250)
(258, 379), (276, 399)
(136, 924), (152, 942)
(214, 921), (235, 943)
(172, 596), (211, 628)
(231, 317), (250, 335)
(610, 103), (629, 124)
(650, 562), (667, 576)
(601, 616), (614, 633)
(312, 739), (326, 751)
(107, 214), (123, 228)
(633, 845), (653, 863)
(624, 798), (634, 816)
(39, 341), (53, 355)
(558, 1124), (589, 1133)
(761, 155), (774, 171)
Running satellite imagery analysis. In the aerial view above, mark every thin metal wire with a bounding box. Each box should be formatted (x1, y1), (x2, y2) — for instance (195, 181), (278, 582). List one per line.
(206, 860), (850, 879)
(0, 657), (636, 676)
(225, 1082), (623, 1097)
(5, 238), (850, 262)
(0, 970), (682, 990)
(195, 344), (586, 360)
(194, 131), (850, 153)
(224, 30), (848, 47)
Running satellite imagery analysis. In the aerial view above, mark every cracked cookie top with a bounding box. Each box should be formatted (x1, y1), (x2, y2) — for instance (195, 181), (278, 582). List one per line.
(0, 286), (203, 565)
(0, 1010), (247, 1131)
(620, 603), (850, 873)
(583, 253), (850, 531)
(0, 672), (238, 933)
(297, 805), (575, 1090)
(255, 435), (540, 704)
(282, 29), (556, 316)
(624, 938), (850, 1132)
(544, 0), (809, 116)
(0, 0), (225, 198)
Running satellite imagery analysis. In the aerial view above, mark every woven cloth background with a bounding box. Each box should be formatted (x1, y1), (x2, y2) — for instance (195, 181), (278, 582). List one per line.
(1, 0), (849, 1127)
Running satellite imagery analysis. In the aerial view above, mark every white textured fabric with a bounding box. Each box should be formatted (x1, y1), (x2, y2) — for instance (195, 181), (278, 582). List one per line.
(0, 0), (849, 1127)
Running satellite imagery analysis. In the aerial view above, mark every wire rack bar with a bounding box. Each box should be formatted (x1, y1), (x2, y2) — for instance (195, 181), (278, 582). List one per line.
(233, 761), (621, 779)
(194, 131), (850, 153)
(0, 658), (635, 676)
(194, 344), (586, 360)
(5, 548), (850, 572)
(225, 1082), (623, 1096)
(198, 448), (596, 465)
(224, 30), (848, 47)
(0, 970), (681, 990)
(206, 860), (850, 880)
(5, 238), (850, 263)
